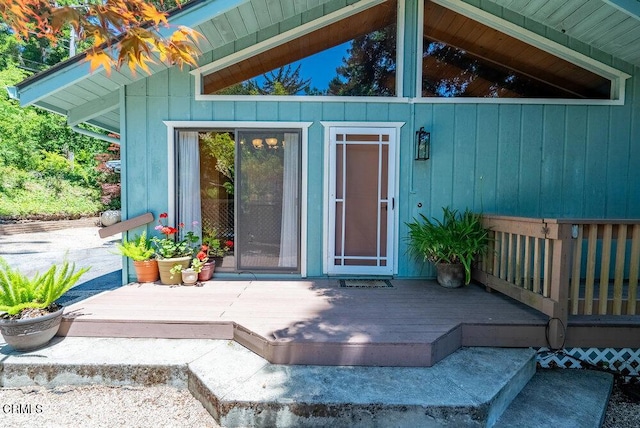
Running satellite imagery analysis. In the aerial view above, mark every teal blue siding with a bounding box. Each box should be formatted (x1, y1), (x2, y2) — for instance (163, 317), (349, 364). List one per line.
(121, 2), (640, 281)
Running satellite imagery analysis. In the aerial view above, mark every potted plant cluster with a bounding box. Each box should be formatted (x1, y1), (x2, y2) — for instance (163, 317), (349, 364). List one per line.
(0, 258), (89, 351)
(406, 207), (489, 288)
(115, 231), (159, 283)
(151, 213), (199, 285)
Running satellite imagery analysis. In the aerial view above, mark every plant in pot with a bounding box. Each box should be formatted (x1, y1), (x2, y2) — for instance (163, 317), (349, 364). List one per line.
(202, 226), (233, 269)
(115, 231), (158, 283)
(151, 213), (199, 285)
(194, 246), (215, 281)
(0, 258), (89, 351)
(406, 207), (489, 288)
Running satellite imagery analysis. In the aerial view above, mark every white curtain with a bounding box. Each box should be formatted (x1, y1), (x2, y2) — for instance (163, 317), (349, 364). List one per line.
(279, 133), (299, 267)
(178, 131), (202, 240)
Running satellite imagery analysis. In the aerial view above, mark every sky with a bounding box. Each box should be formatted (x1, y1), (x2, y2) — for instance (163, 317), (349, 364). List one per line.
(254, 42), (350, 92)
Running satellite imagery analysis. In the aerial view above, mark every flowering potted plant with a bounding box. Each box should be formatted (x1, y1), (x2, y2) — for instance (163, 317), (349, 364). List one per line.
(151, 213), (199, 285)
(0, 258), (89, 351)
(194, 246), (215, 281)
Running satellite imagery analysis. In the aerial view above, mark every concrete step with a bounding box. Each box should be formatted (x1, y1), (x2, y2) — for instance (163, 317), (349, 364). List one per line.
(1, 338), (537, 427)
(189, 343), (536, 427)
(495, 369), (613, 428)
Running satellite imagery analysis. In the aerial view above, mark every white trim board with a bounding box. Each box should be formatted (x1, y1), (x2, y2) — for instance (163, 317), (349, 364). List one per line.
(163, 120), (313, 277)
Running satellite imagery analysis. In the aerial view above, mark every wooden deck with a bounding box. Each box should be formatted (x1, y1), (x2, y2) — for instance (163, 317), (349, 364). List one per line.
(59, 279), (547, 367)
(59, 278), (640, 367)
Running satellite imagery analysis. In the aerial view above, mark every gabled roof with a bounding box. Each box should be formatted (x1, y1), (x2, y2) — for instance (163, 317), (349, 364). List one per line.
(8, 0), (640, 135)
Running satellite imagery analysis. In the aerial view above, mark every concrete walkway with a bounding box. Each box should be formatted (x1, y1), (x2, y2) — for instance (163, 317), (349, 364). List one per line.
(0, 220), (122, 303)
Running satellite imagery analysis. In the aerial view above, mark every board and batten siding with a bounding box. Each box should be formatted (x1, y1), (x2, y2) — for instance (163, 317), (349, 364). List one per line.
(121, 0), (640, 279)
(123, 67), (640, 279)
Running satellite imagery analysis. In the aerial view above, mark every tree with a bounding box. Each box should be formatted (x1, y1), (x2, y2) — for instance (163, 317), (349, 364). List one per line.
(217, 65), (314, 96)
(259, 65), (311, 95)
(328, 25), (396, 96)
(0, 0), (201, 74)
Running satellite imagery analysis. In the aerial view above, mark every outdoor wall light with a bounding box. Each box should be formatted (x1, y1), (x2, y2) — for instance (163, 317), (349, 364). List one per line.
(415, 127), (430, 160)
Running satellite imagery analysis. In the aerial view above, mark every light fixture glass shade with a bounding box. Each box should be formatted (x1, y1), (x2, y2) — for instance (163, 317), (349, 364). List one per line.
(415, 127), (430, 160)
(252, 138), (263, 149)
(265, 137), (278, 147)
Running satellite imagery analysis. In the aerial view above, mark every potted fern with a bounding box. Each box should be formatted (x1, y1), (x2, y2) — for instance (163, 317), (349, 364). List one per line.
(115, 231), (159, 283)
(406, 207), (489, 288)
(0, 258), (89, 351)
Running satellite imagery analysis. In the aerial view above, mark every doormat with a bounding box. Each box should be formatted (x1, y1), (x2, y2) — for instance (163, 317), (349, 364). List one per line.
(339, 279), (393, 288)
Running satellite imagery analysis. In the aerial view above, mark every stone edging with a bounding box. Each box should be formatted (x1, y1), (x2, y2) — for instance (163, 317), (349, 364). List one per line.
(0, 218), (99, 235)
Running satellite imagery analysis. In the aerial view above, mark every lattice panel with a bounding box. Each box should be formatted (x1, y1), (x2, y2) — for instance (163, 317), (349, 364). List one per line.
(201, 199), (234, 239)
(537, 347), (640, 376)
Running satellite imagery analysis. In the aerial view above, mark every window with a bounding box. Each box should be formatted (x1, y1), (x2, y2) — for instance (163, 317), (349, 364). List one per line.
(421, 1), (611, 99)
(201, 1), (398, 97)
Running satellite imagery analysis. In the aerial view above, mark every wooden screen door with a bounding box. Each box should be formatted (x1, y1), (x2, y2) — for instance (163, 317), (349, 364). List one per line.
(327, 127), (396, 275)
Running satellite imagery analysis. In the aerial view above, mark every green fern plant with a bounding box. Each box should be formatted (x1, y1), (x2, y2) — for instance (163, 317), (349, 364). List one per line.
(406, 207), (489, 285)
(0, 258), (89, 316)
(115, 231), (155, 261)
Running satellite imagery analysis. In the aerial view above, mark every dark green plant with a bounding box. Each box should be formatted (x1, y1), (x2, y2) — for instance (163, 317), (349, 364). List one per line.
(406, 207), (489, 285)
(115, 231), (155, 261)
(0, 258), (89, 316)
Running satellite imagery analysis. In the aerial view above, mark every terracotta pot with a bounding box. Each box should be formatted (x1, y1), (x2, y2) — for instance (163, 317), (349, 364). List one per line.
(435, 263), (465, 288)
(198, 260), (215, 281)
(157, 256), (191, 285)
(0, 306), (64, 352)
(133, 259), (159, 283)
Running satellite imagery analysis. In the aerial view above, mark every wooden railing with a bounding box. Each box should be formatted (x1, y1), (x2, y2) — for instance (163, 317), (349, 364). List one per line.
(472, 215), (640, 347)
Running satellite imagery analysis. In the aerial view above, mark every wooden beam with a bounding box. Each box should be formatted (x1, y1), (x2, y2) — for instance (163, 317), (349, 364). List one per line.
(67, 91), (119, 127)
(99, 212), (154, 238)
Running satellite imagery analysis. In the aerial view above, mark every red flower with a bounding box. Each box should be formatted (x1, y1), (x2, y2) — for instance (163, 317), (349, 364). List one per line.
(179, 222), (185, 228)
(225, 240), (234, 248)
(161, 226), (177, 236)
(196, 251), (207, 261)
(159, 212), (168, 219)
(201, 245), (209, 251)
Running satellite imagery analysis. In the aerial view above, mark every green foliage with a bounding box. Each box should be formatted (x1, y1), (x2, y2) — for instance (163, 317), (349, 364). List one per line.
(0, 166), (101, 218)
(328, 25), (396, 96)
(0, 61), (112, 218)
(200, 132), (234, 194)
(0, 258), (89, 316)
(406, 207), (489, 285)
(115, 231), (155, 261)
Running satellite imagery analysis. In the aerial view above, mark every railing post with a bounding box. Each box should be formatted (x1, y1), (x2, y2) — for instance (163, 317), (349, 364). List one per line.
(546, 222), (573, 349)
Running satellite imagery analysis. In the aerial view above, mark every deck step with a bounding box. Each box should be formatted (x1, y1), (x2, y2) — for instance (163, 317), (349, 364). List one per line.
(495, 369), (613, 428)
(188, 343), (536, 427)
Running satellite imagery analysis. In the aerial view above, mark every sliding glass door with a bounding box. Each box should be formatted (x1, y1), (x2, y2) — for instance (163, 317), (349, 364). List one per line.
(236, 130), (300, 272)
(178, 129), (301, 273)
